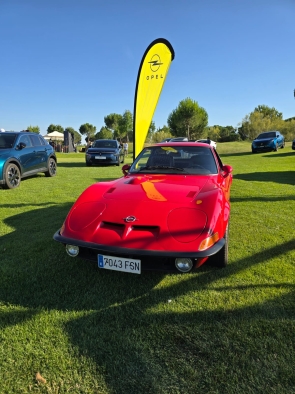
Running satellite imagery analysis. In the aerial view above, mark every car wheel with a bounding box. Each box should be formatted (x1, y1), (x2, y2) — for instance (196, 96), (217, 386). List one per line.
(86, 161), (92, 166)
(4, 163), (21, 189)
(45, 158), (57, 177)
(252, 149), (257, 153)
(210, 224), (229, 268)
(274, 143), (278, 152)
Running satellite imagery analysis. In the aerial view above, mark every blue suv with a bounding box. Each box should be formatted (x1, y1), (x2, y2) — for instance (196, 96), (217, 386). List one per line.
(252, 131), (285, 153)
(0, 131), (57, 189)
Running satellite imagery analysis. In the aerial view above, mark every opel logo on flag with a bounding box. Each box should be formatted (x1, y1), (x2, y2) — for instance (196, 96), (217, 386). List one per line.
(148, 54), (163, 72)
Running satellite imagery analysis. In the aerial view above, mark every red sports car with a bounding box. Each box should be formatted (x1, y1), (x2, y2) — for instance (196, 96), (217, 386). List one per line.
(53, 142), (233, 274)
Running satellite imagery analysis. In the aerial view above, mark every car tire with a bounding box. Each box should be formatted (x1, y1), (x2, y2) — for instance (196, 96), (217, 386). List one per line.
(274, 143), (278, 152)
(86, 162), (92, 166)
(45, 158), (57, 177)
(252, 149), (257, 153)
(4, 163), (21, 189)
(210, 224), (229, 268)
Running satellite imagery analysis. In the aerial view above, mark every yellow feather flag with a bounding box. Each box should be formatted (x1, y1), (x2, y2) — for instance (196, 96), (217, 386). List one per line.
(133, 38), (175, 160)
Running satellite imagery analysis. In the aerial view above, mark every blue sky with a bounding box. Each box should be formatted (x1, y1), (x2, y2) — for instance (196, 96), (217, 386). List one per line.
(1, 0), (295, 138)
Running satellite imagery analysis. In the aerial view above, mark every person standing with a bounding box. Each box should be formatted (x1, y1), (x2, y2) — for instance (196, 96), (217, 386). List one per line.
(123, 141), (128, 157)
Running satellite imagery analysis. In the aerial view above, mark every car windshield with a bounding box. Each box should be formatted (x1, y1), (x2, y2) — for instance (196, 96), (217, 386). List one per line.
(93, 140), (117, 148)
(130, 145), (218, 175)
(257, 132), (276, 139)
(0, 134), (17, 149)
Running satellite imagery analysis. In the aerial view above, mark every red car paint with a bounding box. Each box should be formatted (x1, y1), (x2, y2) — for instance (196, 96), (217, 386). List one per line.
(54, 142), (233, 272)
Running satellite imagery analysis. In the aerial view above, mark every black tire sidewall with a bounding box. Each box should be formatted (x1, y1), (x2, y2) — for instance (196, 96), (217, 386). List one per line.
(4, 162), (21, 189)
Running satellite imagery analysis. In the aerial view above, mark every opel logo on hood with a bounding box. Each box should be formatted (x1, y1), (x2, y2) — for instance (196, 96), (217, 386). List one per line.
(124, 216), (137, 223)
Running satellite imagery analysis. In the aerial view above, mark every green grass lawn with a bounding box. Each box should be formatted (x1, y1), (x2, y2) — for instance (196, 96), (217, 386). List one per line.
(1, 142), (295, 393)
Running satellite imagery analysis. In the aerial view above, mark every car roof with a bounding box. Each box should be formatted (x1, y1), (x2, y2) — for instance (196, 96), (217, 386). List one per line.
(155, 141), (213, 148)
(259, 131), (279, 134)
(3, 131), (37, 135)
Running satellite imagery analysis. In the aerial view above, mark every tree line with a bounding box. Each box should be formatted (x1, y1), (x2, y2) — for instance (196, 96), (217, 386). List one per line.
(26, 99), (295, 145)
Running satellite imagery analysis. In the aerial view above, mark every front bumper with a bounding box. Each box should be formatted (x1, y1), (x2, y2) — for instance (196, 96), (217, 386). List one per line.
(53, 230), (225, 272)
(86, 154), (120, 165)
(252, 143), (275, 151)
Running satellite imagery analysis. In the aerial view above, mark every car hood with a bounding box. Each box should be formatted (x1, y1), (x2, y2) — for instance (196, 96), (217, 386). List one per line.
(253, 137), (275, 143)
(87, 147), (118, 153)
(102, 174), (209, 203)
(62, 174), (223, 249)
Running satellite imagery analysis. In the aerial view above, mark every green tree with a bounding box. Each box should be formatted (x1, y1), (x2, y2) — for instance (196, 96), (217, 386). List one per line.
(146, 121), (156, 143)
(254, 105), (283, 120)
(240, 105), (284, 140)
(104, 113), (122, 138)
(95, 127), (113, 140)
(281, 118), (295, 141)
(119, 110), (133, 142)
(167, 98), (208, 140)
(218, 126), (239, 142)
(152, 125), (172, 143)
(65, 127), (82, 144)
(47, 124), (64, 134)
(27, 125), (40, 134)
(79, 123), (96, 142)
(205, 126), (220, 142)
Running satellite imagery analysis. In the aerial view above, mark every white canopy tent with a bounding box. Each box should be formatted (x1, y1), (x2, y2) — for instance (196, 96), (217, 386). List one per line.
(43, 131), (64, 141)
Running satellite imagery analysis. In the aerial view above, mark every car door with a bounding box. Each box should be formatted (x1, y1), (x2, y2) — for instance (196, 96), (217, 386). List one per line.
(214, 149), (232, 202)
(276, 132), (283, 147)
(29, 134), (48, 170)
(17, 134), (36, 174)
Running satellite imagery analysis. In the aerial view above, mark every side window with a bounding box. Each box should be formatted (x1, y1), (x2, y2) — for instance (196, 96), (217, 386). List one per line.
(19, 135), (32, 148)
(213, 149), (223, 171)
(30, 134), (42, 146)
(39, 136), (46, 145)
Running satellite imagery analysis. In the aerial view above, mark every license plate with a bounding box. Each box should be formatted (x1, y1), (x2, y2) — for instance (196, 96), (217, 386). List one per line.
(95, 156), (106, 159)
(98, 254), (141, 274)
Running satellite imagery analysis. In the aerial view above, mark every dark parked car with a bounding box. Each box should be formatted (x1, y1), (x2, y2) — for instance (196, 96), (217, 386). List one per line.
(0, 131), (57, 189)
(160, 137), (188, 143)
(252, 131), (285, 153)
(85, 139), (124, 166)
(292, 139), (295, 150)
(170, 137), (188, 142)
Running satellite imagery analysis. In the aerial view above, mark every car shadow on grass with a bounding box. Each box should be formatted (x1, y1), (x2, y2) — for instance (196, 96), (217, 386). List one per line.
(234, 171), (295, 186)
(64, 238), (295, 393)
(57, 162), (126, 169)
(1, 205), (295, 392)
(230, 195), (295, 203)
(56, 162), (89, 168)
(219, 151), (253, 158)
(262, 151), (295, 158)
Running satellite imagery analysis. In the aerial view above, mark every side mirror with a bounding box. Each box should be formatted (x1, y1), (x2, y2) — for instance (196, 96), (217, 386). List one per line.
(222, 165), (233, 177)
(18, 142), (26, 150)
(122, 164), (131, 176)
